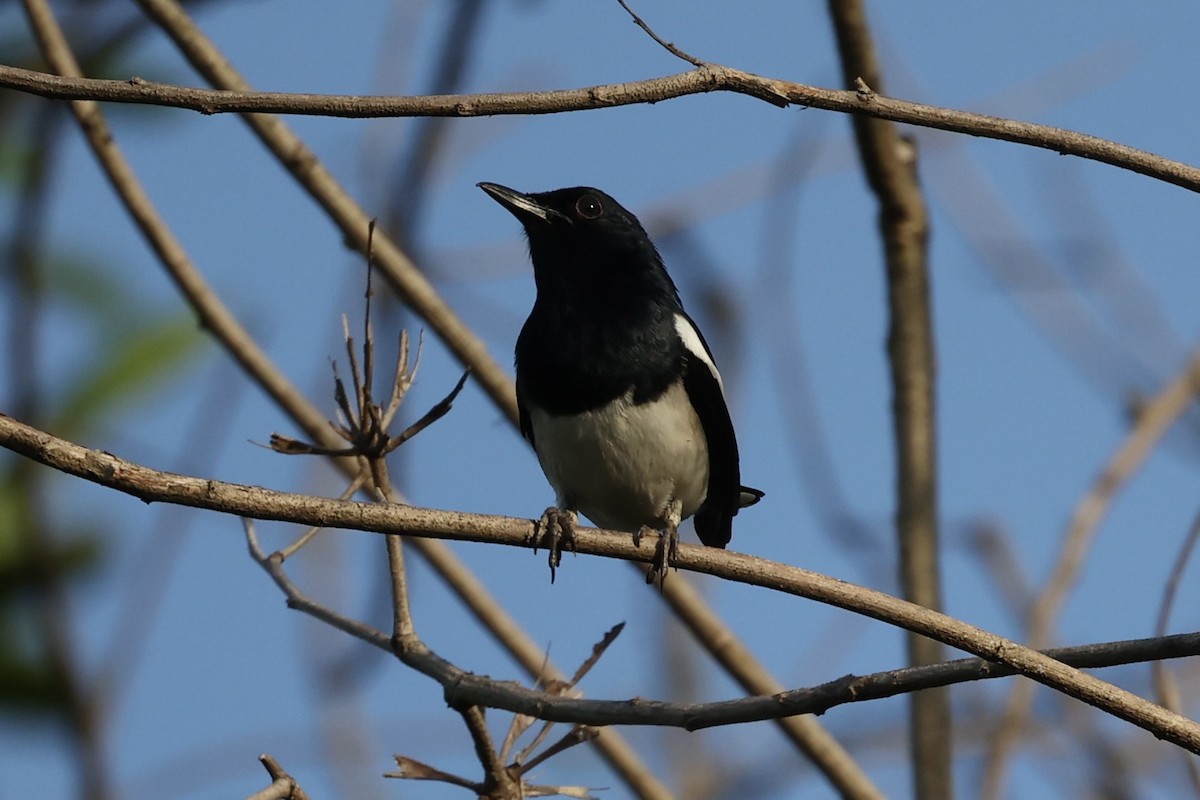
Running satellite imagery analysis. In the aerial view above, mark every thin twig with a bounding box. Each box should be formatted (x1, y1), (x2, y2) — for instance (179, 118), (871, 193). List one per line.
(385, 531), (414, 640)
(516, 726), (599, 775)
(277, 474), (369, 560)
(616, 0), (705, 66)
(244, 519), (392, 650)
(569, 622), (625, 687)
(412, 541), (672, 800)
(385, 754), (481, 789)
(386, 368), (470, 454)
(509, 626), (619, 769)
(377, 460), (416, 640)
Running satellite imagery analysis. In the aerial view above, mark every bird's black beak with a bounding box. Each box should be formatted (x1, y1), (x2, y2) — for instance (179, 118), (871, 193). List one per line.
(478, 182), (568, 225)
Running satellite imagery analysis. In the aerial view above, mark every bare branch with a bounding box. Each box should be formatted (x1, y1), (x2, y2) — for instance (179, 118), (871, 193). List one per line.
(243, 520), (392, 651)
(616, 0), (705, 67)
(6, 414), (1200, 752)
(569, 622), (626, 688)
(2, 63), (1199, 193)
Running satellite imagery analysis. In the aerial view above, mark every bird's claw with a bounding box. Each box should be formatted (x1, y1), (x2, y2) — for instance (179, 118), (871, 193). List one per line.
(535, 507), (577, 583)
(643, 526), (680, 587)
(632, 525), (653, 548)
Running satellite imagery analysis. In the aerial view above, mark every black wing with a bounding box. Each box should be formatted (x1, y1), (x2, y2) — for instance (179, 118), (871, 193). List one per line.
(517, 388), (535, 448)
(676, 313), (743, 548)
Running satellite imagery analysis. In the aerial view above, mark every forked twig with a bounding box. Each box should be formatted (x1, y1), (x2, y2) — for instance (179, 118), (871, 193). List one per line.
(616, 0), (704, 66)
(386, 624), (619, 799)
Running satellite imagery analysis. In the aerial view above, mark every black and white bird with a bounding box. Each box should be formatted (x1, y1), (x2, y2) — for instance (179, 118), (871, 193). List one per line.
(479, 182), (762, 580)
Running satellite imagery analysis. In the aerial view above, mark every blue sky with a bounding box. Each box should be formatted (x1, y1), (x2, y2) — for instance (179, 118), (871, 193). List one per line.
(2, 2), (1199, 798)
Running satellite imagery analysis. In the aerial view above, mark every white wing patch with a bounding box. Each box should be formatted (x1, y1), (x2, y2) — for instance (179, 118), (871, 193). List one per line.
(674, 313), (725, 395)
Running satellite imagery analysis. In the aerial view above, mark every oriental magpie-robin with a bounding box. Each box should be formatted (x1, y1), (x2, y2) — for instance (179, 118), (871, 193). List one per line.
(479, 182), (762, 580)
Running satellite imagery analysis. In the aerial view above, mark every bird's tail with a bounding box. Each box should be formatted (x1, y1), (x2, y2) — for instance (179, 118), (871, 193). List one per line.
(695, 486), (763, 549)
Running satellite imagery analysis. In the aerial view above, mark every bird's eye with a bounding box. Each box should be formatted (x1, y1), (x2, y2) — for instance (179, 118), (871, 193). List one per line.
(575, 194), (603, 219)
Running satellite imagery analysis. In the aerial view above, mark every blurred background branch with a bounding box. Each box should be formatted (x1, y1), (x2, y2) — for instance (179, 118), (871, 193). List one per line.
(2, 1), (1199, 798)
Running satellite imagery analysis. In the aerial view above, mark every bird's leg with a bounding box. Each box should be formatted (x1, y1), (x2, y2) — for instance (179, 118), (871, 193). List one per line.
(645, 499), (683, 586)
(535, 507), (577, 583)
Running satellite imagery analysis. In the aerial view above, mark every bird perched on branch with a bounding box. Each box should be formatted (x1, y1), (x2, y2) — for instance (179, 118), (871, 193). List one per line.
(479, 182), (762, 582)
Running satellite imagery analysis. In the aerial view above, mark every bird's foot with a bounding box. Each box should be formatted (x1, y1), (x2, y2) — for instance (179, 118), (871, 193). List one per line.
(534, 507), (577, 583)
(632, 525), (654, 548)
(643, 525), (680, 587)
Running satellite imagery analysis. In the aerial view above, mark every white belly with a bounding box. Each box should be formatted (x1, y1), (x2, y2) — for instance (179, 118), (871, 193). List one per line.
(529, 382), (709, 532)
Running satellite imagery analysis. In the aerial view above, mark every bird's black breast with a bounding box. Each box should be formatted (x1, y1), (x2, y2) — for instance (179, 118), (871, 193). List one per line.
(516, 299), (681, 418)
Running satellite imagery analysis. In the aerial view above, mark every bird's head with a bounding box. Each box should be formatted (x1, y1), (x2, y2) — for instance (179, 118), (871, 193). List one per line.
(479, 182), (679, 305)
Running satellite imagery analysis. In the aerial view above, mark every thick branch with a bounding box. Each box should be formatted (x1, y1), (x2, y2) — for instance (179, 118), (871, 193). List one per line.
(826, 1), (946, 797)
(4, 412), (1200, 753)
(1, 62), (1199, 193)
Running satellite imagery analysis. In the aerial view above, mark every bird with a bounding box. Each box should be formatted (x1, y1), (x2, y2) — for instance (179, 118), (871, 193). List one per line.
(479, 181), (762, 582)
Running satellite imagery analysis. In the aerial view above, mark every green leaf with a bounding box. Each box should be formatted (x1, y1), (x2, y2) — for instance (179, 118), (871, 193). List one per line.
(0, 651), (64, 714)
(53, 314), (206, 437)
